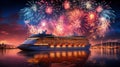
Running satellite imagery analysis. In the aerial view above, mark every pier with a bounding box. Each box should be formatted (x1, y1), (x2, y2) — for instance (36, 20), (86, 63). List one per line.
(91, 42), (120, 49)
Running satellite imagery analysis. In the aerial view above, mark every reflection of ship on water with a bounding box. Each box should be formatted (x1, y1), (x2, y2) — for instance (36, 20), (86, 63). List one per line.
(18, 31), (90, 51)
(18, 50), (90, 67)
(91, 42), (120, 49)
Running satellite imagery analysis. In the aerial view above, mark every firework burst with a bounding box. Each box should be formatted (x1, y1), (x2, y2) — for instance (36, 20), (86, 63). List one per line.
(20, 0), (115, 41)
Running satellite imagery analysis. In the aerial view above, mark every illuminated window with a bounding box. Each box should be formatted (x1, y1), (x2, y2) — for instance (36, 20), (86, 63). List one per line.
(68, 45), (72, 48)
(56, 45), (61, 48)
(78, 45), (81, 47)
(82, 45), (85, 47)
(50, 45), (54, 48)
(74, 45), (77, 47)
(35, 43), (48, 46)
(62, 45), (66, 48)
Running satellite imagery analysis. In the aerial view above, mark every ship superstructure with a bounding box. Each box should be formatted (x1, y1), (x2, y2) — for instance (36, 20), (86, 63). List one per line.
(18, 31), (90, 51)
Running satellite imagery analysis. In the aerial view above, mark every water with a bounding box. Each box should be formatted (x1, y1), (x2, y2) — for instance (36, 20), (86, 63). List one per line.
(0, 49), (120, 67)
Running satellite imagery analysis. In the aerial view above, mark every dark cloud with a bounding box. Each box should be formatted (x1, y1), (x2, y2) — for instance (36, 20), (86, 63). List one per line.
(0, 13), (19, 23)
(0, 22), (28, 46)
(0, 13), (28, 46)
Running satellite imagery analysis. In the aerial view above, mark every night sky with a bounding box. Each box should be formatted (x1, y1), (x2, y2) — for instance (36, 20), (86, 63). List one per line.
(0, 0), (120, 46)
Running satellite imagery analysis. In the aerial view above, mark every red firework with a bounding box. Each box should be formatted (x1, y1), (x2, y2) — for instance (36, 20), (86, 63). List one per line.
(87, 12), (97, 24)
(46, 6), (53, 14)
(63, 1), (70, 9)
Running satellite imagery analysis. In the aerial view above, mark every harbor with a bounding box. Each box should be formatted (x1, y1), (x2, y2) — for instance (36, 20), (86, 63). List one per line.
(0, 43), (16, 49)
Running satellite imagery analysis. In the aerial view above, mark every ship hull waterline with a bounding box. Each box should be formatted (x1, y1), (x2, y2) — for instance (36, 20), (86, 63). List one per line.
(18, 45), (90, 51)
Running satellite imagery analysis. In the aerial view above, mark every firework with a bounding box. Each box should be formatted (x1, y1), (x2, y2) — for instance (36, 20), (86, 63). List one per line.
(20, 1), (41, 25)
(45, 6), (53, 14)
(20, 0), (115, 41)
(63, 0), (70, 9)
(85, 1), (92, 9)
(97, 17), (110, 37)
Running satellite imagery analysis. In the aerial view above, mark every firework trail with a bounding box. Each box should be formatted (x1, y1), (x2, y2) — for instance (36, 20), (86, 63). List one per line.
(20, 0), (115, 41)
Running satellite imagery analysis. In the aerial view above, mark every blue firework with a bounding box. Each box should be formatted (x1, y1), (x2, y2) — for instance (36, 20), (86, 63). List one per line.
(100, 9), (116, 22)
(20, 3), (41, 25)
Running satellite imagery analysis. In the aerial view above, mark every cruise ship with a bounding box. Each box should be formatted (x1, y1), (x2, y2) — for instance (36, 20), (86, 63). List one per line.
(18, 31), (90, 51)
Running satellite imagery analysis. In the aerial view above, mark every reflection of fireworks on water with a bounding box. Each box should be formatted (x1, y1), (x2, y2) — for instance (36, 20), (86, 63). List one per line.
(20, 0), (115, 41)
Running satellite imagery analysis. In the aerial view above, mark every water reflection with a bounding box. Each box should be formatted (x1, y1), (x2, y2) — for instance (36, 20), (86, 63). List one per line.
(1, 49), (120, 67)
(0, 49), (29, 67)
(19, 50), (90, 67)
(85, 49), (120, 67)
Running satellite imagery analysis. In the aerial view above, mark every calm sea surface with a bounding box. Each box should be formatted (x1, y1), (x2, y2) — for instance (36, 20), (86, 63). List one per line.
(0, 48), (120, 67)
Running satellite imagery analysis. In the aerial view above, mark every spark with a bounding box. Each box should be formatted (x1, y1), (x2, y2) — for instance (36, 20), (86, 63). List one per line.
(98, 17), (110, 37)
(31, 4), (37, 12)
(63, 1), (70, 9)
(41, 20), (46, 27)
(45, 6), (53, 14)
(96, 6), (103, 13)
(89, 13), (95, 20)
(85, 1), (92, 9)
